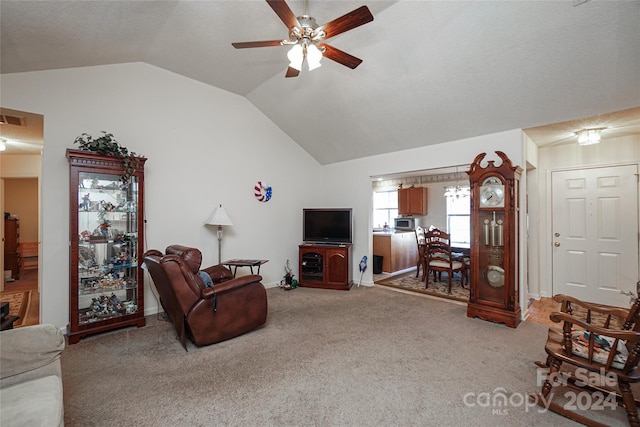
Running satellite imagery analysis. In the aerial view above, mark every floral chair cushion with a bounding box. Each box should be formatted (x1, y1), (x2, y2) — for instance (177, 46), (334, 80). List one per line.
(571, 330), (628, 369)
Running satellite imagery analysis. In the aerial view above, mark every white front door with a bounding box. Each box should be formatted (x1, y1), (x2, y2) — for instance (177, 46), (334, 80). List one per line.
(552, 164), (639, 307)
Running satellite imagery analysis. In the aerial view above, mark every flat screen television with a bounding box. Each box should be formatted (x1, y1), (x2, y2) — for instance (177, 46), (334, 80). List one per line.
(303, 208), (353, 244)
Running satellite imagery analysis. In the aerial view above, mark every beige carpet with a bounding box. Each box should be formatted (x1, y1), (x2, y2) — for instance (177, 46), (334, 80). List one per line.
(376, 271), (469, 303)
(0, 290), (31, 327)
(60, 286), (632, 426)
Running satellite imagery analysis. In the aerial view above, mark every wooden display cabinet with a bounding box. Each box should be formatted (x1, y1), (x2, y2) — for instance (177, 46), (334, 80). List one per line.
(298, 244), (352, 290)
(398, 187), (428, 215)
(4, 217), (20, 280)
(67, 149), (147, 344)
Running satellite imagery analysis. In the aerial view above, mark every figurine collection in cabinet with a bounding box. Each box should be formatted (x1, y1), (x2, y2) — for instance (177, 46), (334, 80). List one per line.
(67, 149), (146, 343)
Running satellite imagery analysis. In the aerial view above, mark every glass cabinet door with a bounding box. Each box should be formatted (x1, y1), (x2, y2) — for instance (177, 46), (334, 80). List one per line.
(68, 150), (146, 343)
(77, 172), (139, 323)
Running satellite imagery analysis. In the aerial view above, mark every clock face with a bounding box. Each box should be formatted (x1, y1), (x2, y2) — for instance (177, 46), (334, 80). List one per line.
(479, 176), (505, 208)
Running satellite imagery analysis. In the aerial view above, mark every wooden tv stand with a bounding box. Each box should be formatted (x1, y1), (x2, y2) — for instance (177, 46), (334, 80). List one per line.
(298, 244), (352, 290)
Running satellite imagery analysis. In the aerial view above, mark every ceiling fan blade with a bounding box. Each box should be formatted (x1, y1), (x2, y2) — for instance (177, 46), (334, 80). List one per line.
(285, 67), (300, 78)
(320, 44), (363, 69)
(266, 0), (300, 30)
(317, 5), (373, 40)
(232, 40), (284, 49)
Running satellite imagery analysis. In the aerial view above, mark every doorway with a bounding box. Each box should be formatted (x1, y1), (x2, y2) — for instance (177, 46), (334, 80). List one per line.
(551, 164), (639, 307)
(2, 179), (40, 326)
(1, 107), (43, 326)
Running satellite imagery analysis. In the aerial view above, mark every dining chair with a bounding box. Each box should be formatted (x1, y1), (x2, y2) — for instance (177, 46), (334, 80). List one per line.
(424, 227), (464, 293)
(414, 226), (426, 278)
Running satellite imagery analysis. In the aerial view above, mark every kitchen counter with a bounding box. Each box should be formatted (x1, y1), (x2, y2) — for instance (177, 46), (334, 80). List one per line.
(372, 231), (418, 273)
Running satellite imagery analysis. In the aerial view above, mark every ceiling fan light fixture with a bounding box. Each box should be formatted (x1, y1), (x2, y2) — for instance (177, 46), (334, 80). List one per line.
(232, 2), (373, 77)
(306, 43), (322, 71)
(287, 44), (304, 71)
(576, 128), (603, 146)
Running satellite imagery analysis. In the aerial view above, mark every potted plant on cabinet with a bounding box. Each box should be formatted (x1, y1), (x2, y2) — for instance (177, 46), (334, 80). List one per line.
(73, 131), (144, 185)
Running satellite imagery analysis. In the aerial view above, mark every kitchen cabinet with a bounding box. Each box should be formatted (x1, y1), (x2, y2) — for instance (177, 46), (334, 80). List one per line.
(398, 187), (428, 215)
(373, 232), (418, 273)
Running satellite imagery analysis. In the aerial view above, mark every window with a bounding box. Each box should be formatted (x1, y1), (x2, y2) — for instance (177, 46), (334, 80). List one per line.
(373, 190), (398, 229)
(446, 192), (470, 247)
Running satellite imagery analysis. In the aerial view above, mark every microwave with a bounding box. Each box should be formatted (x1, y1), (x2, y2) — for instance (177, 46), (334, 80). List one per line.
(394, 217), (420, 230)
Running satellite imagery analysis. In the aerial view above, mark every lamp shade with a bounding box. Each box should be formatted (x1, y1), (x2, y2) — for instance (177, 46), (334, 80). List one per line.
(306, 44), (323, 71)
(205, 204), (233, 226)
(287, 44), (304, 71)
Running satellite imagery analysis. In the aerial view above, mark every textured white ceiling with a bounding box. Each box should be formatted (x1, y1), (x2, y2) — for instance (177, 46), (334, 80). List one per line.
(1, 1), (639, 162)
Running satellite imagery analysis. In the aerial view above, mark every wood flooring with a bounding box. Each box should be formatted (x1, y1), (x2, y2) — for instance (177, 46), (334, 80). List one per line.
(1, 268), (39, 327)
(526, 297), (557, 328)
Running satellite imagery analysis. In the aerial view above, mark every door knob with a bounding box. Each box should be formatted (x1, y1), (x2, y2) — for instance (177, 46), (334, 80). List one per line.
(554, 242), (560, 247)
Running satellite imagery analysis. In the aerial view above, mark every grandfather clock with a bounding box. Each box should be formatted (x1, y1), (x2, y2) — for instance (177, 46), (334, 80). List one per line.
(467, 151), (522, 328)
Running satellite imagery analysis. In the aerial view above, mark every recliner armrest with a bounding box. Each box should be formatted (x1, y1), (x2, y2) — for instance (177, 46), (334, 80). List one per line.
(200, 264), (234, 283)
(143, 249), (163, 258)
(200, 275), (263, 299)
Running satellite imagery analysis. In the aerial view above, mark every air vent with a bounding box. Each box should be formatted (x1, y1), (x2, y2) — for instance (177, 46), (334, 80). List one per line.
(0, 114), (25, 126)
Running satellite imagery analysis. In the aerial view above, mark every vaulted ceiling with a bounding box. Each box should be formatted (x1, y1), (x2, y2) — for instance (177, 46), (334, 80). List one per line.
(1, 1), (639, 163)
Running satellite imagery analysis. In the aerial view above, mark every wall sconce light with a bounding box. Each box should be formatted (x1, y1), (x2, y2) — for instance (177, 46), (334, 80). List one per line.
(0, 139), (6, 152)
(576, 128), (604, 146)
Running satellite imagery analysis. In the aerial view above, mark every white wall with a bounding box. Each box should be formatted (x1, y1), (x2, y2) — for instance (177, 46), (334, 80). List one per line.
(1, 154), (41, 176)
(523, 132), (541, 300)
(322, 131), (525, 284)
(1, 63), (324, 329)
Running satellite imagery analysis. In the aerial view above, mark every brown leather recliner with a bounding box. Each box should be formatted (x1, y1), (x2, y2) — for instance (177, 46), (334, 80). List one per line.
(143, 245), (267, 349)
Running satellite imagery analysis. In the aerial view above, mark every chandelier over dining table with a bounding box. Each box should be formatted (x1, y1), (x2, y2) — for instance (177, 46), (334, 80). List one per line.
(444, 167), (470, 199)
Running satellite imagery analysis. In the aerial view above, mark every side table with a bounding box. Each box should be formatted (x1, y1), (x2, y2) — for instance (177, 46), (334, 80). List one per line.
(1, 315), (19, 331)
(222, 259), (268, 277)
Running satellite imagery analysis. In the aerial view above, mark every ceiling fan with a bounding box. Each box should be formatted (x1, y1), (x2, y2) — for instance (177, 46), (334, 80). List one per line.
(231, 0), (374, 78)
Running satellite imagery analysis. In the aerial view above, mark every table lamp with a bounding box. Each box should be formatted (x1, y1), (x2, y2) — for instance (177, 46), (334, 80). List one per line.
(205, 204), (233, 264)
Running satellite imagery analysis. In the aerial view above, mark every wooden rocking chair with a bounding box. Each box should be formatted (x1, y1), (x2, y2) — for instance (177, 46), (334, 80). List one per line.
(531, 289), (640, 426)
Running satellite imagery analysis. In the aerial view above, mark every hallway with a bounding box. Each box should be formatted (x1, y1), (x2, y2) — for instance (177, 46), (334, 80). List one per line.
(2, 268), (39, 327)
